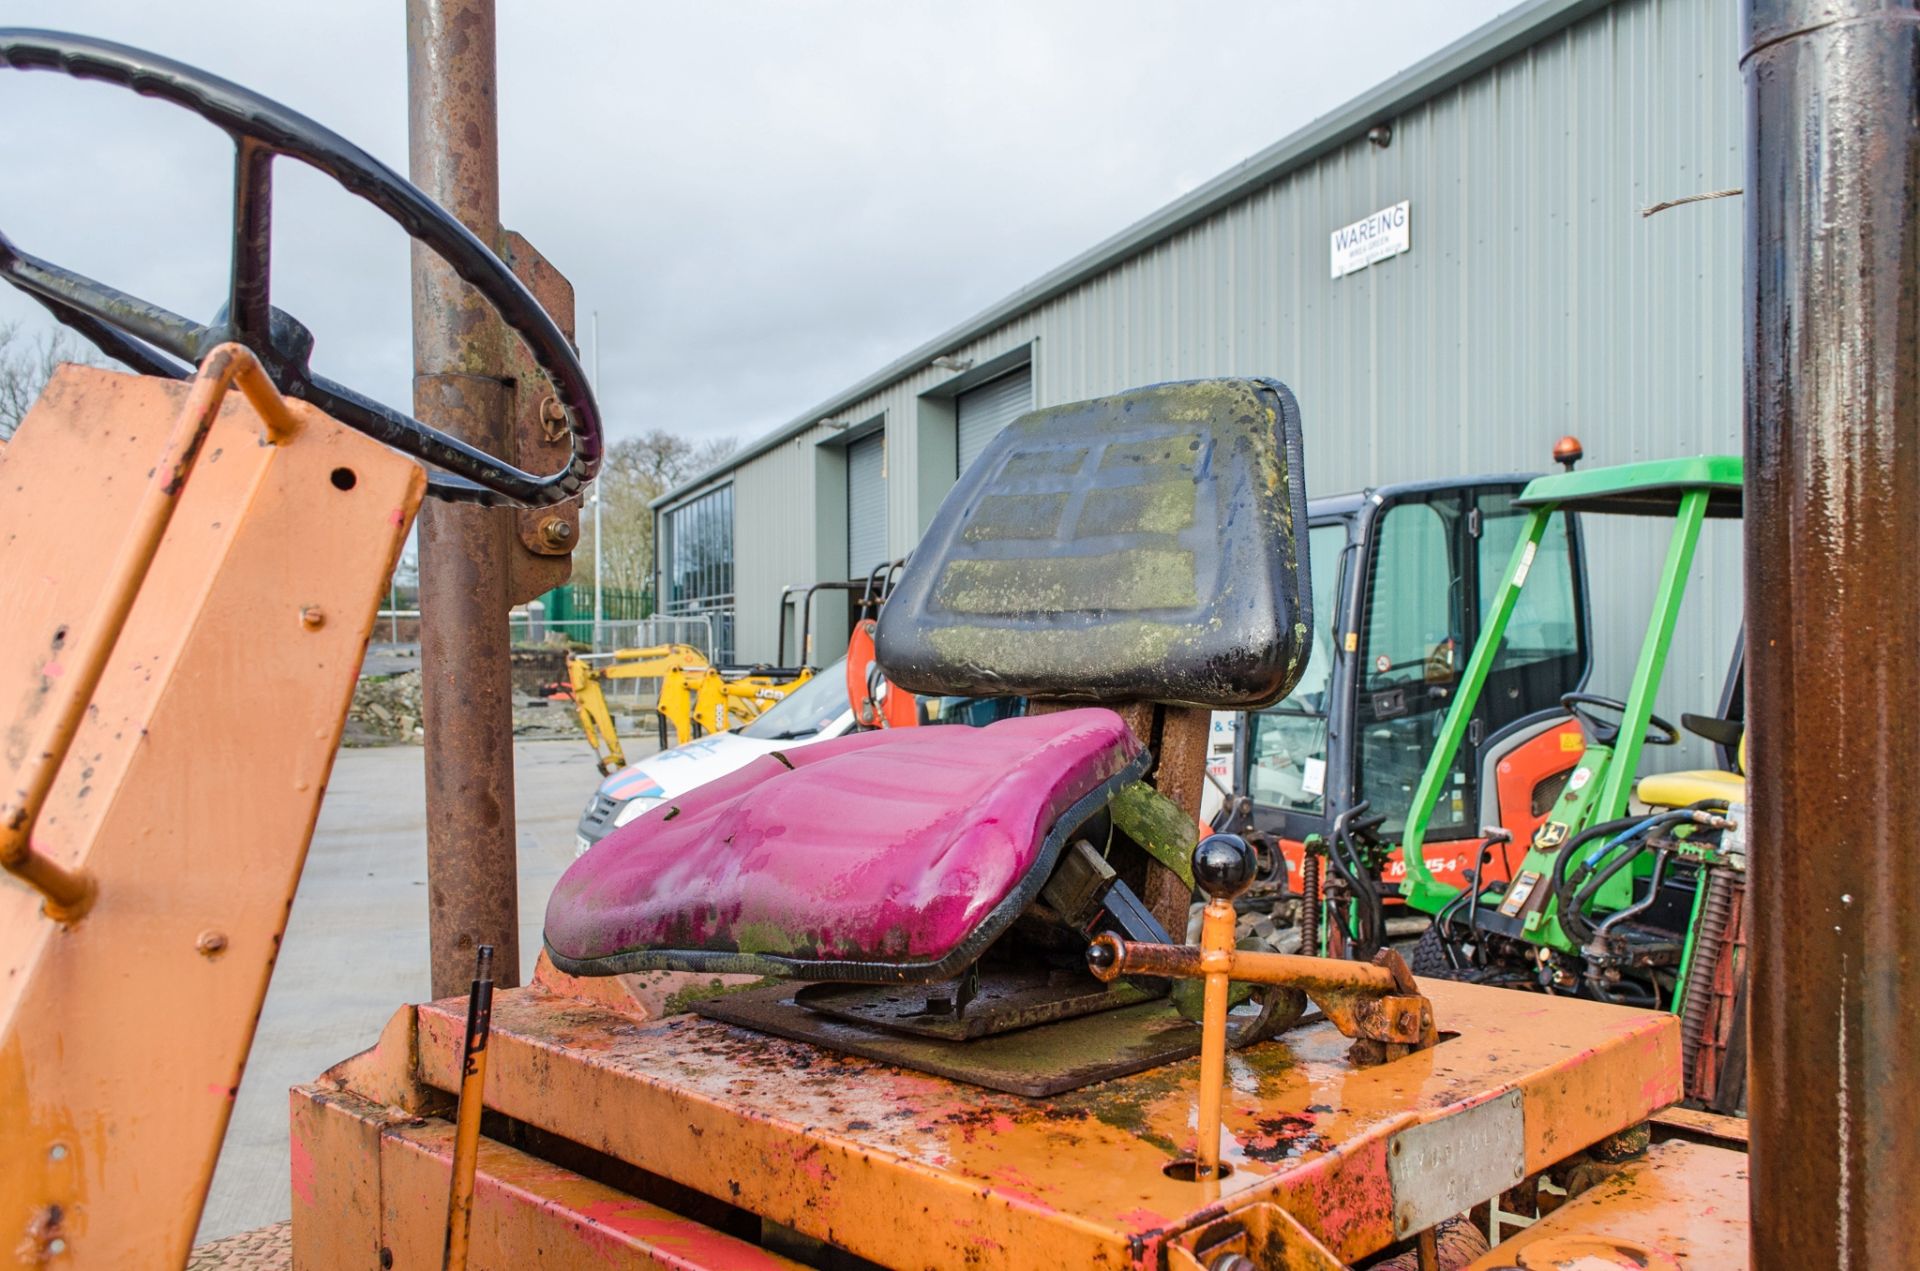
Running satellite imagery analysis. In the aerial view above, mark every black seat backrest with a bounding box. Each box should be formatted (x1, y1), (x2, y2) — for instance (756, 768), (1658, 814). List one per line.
(876, 378), (1312, 709)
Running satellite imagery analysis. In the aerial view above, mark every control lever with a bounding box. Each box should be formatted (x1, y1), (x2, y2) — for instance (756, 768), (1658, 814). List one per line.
(1087, 835), (1438, 1182)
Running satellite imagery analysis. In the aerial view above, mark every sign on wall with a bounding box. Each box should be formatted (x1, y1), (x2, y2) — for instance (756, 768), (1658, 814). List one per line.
(1330, 200), (1410, 279)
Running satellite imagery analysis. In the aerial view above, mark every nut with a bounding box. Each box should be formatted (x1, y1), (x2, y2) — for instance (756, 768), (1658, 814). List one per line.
(536, 516), (575, 550)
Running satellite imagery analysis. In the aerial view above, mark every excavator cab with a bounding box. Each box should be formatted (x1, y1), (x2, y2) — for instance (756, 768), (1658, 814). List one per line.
(1229, 475), (1592, 916)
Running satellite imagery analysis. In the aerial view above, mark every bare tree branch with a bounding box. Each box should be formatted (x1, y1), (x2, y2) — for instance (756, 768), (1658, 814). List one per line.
(0, 322), (100, 442)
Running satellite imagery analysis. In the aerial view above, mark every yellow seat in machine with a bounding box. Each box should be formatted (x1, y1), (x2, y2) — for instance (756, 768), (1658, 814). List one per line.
(1638, 729), (1746, 808)
(1638, 767), (1746, 808)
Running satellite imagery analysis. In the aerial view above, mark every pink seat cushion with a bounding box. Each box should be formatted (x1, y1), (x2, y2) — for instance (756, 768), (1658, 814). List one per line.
(544, 708), (1144, 980)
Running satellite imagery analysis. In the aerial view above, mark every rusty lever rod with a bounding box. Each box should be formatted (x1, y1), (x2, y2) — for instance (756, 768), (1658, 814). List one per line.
(1088, 835), (1437, 1182)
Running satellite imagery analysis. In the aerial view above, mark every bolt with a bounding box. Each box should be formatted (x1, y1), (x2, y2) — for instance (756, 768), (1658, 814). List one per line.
(300, 606), (325, 630)
(197, 930), (229, 957)
(537, 516), (575, 550)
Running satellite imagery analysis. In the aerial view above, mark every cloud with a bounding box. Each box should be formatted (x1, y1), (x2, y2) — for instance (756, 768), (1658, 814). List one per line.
(0, 1), (1516, 449)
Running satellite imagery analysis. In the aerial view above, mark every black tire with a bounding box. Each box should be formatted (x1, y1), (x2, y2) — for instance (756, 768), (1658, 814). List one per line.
(1410, 921), (1460, 979)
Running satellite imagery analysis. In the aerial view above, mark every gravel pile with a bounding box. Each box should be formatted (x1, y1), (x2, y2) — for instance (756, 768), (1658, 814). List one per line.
(346, 671), (424, 744)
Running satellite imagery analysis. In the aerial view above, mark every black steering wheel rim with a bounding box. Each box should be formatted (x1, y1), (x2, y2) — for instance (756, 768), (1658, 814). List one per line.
(0, 29), (599, 508)
(1559, 691), (1679, 747)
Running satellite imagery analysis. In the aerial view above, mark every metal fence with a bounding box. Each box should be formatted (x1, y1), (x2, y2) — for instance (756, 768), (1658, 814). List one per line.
(369, 603), (701, 657)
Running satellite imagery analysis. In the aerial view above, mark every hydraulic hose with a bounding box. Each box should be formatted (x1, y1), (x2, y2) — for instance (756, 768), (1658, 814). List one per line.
(1548, 815), (1651, 944)
(1556, 802), (1731, 944)
(1323, 805), (1385, 956)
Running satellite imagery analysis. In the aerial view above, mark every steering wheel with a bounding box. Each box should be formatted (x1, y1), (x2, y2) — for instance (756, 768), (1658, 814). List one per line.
(0, 30), (598, 507)
(1559, 692), (1679, 748)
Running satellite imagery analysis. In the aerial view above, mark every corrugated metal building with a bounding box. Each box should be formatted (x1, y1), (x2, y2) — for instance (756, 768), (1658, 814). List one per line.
(654, 0), (1742, 740)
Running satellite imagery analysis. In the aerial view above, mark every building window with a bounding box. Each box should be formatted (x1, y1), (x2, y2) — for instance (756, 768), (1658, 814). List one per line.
(663, 485), (735, 663)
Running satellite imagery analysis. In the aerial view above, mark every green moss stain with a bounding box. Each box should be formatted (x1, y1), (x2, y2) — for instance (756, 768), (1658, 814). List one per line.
(1109, 781), (1196, 886)
(1076, 479), (1195, 538)
(733, 921), (804, 956)
(934, 549), (1197, 616)
(1002, 446), (1088, 478)
(961, 491), (1070, 542)
(661, 975), (777, 1016)
(925, 619), (1188, 677)
(1098, 431), (1202, 474)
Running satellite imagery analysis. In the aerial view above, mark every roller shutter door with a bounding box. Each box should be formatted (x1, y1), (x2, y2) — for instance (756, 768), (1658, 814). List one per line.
(956, 366), (1032, 473)
(846, 431), (888, 579)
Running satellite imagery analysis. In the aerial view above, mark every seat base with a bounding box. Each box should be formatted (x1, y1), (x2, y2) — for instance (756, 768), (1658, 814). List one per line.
(794, 967), (1159, 1042)
(545, 708), (1148, 983)
(700, 982), (1202, 1096)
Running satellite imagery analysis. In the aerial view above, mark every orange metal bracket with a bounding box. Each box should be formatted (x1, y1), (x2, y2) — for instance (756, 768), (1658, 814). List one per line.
(0, 345), (299, 921)
(0, 356), (423, 1268)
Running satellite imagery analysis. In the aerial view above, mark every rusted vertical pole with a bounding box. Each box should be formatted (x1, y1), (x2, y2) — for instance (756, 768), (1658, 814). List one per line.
(1744, 2), (1920, 1265)
(408, 0), (520, 995)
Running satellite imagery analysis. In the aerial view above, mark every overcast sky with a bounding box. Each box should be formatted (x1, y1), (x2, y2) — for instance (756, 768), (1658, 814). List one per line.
(0, 1), (1518, 450)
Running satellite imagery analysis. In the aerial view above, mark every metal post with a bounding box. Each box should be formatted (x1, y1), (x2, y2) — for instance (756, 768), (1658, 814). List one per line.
(408, 0), (520, 996)
(1744, 2), (1920, 1264)
(592, 310), (604, 652)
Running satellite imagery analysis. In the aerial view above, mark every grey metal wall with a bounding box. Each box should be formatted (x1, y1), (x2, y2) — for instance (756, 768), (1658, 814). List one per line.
(701, 0), (1743, 760)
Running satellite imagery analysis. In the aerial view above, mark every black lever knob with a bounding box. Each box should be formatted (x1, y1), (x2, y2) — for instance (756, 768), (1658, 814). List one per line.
(1192, 833), (1257, 902)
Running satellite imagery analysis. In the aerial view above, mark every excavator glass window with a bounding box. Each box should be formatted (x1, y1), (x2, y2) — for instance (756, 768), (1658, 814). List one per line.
(1357, 490), (1582, 837)
(1475, 490), (1584, 736)
(1246, 521), (1347, 814)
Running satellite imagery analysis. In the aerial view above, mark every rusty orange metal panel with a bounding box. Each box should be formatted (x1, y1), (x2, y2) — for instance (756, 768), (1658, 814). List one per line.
(1465, 1139), (1749, 1269)
(0, 364), (423, 1268)
(381, 1120), (813, 1271)
(405, 979), (1679, 1269)
(286, 1082), (807, 1271)
(290, 1088), (387, 1270)
(1649, 1103), (1748, 1150)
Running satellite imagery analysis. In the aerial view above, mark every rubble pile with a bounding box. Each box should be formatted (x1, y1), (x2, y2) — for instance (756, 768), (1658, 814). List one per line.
(346, 671), (424, 744)
(344, 663), (583, 746)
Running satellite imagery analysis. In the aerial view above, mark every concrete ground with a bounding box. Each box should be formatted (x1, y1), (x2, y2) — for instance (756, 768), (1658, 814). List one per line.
(195, 737), (628, 1244)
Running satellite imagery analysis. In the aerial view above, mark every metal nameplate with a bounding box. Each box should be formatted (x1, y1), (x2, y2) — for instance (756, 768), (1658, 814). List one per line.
(1386, 1088), (1526, 1237)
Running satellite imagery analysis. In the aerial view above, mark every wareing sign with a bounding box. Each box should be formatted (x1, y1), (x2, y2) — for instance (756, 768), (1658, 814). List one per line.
(1330, 200), (1410, 279)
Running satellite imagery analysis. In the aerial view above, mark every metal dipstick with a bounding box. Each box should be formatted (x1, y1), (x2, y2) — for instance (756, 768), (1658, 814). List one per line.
(443, 944), (495, 1271)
